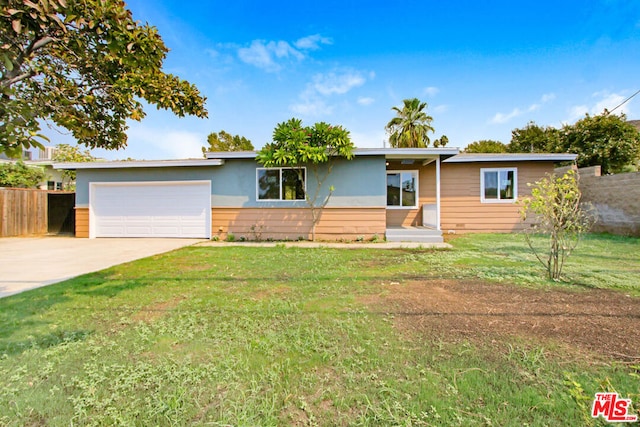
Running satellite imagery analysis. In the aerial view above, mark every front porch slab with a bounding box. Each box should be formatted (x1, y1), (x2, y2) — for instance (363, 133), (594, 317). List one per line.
(385, 226), (444, 243)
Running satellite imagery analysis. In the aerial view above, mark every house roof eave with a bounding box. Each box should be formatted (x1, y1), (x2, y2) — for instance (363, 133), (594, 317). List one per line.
(204, 147), (462, 160)
(442, 153), (577, 163)
(54, 158), (225, 170)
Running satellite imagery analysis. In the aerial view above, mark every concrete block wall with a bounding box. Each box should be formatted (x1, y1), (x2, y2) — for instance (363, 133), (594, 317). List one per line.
(578, 170), (640, 236)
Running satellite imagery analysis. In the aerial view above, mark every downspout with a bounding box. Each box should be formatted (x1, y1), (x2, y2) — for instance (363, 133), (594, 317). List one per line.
(436, 156), (441, 231)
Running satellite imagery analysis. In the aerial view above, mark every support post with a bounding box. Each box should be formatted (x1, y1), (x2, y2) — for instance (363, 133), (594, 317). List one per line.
(436, 156), (441, 231)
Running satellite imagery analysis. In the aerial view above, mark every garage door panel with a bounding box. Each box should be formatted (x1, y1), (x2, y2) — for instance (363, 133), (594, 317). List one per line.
(91, 181), (210, 238)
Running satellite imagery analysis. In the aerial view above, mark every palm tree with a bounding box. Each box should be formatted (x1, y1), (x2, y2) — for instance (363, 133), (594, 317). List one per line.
(385, 98), (435, 148)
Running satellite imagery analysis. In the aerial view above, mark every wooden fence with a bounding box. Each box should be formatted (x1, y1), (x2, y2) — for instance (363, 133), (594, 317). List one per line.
(0, 188), (48, 237)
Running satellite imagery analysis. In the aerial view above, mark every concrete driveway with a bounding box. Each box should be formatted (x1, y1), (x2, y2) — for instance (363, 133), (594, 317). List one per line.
(0, 237), (203, 298)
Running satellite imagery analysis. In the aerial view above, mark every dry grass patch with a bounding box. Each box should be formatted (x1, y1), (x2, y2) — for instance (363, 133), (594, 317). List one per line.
(362, 279), (640, 362)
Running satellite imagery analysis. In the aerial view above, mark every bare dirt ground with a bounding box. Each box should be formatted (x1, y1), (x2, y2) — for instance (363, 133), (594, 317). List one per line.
(364, 280), (640, 362)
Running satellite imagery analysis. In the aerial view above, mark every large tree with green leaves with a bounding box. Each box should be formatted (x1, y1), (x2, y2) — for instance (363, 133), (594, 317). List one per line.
(257, 118), (354, 241)
(385, 98), (435, 148)
(52, 143), (95, 189)
(201, 130), (253, 156)
(558, 112), (640, 174)
(0, 0), (207, 157)
(509, 114), (640, 174)
(465, 139), (507, 153)
(0, 160), (45, 187)
(508, 121), (560, 153)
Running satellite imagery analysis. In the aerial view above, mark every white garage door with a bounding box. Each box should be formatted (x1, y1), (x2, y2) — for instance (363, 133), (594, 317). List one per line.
(90, 181), (211, 238)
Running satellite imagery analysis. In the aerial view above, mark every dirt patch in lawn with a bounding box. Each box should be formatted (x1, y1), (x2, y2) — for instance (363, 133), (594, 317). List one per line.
(252, 285), (292, 300)
(132, 297), (184, 323)
(363, 280), (640, 362)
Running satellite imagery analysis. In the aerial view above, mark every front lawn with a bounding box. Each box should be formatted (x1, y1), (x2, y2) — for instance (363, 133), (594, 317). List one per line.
(0, 233), (638, 425)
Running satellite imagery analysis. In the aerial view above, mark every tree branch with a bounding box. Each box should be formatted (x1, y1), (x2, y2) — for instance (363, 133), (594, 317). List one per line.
(32, 36), (55, 52)
(1, 70), (36, 87)
(2, 35), (56, 87)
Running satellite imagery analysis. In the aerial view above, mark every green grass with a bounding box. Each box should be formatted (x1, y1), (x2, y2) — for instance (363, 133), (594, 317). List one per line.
(443, 233), (640, 294)
(0, 233), (638, 426)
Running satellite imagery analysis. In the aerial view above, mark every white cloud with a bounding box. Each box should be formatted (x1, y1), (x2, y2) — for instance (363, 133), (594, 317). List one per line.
(490, 93), (556, 124)
(424, 86), (439, 97)
(290, 99), (333, 116)
(567, 105), (590, 123)
(312, 71), (366, 95)
(290, 69), (371, 117)
(273, 40), (304, 60)
(593, 91), (627, 114)
(433, 104), (449, 113)
(237, 40), (301, 72)
(491, 108), (523, 124)
(206, 47), (235, 66)
(294, 34), (332, 50)
(357, 97), (375, 106)
(236, 34), (330, 72)
(541, 93), (556, 103)
(567, 91), (632, 122)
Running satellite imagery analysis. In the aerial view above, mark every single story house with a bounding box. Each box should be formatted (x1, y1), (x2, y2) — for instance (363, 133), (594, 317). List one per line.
(1, 152), (65, 191)
(55, 148), (576, 242)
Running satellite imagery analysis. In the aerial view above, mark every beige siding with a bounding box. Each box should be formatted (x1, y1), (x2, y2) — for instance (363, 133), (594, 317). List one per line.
(75, 207), (89, 238)
(385, 161), (437, 227)
(386, 208), (421, 227)
(440, 162), (553, 233)
(76, 205), (384, 240)
(213, 207), (386, 240)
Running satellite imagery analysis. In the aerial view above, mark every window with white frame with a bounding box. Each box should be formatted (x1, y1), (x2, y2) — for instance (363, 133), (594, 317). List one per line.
(257, 168), (306, 201)
(386, 171), (418, 208)
(481, 168), (517, 203)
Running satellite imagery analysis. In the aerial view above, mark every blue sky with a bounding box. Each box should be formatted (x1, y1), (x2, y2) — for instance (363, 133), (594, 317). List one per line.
(51, 0), (640, 160)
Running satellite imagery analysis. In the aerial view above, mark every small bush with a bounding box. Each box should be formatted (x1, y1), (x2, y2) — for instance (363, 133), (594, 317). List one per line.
(520, 170), (595, 280)
(249, 224), (264, 241)
(226, 233), (236, 242)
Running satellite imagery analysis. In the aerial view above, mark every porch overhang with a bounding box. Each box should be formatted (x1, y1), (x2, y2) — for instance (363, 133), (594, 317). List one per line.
(382, 150), (450, 233)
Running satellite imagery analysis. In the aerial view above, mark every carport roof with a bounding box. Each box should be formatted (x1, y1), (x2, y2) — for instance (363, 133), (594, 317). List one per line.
(54, 158), (224, 170)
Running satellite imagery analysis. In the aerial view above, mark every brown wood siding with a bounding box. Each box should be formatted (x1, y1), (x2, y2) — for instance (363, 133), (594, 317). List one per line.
(440, 162), (554, 233)
(0, 188), (47, 236)
(386, 208), (421, 226)
(385, 161), (437, 227)
(212, 207), (386, 240)
(75, 207), (89, 238)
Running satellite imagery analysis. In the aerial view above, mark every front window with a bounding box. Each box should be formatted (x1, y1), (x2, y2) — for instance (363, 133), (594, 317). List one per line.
(481, 168), (517, 203)
(257, 168), (306, 201)
(387, 171), (418, 208)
